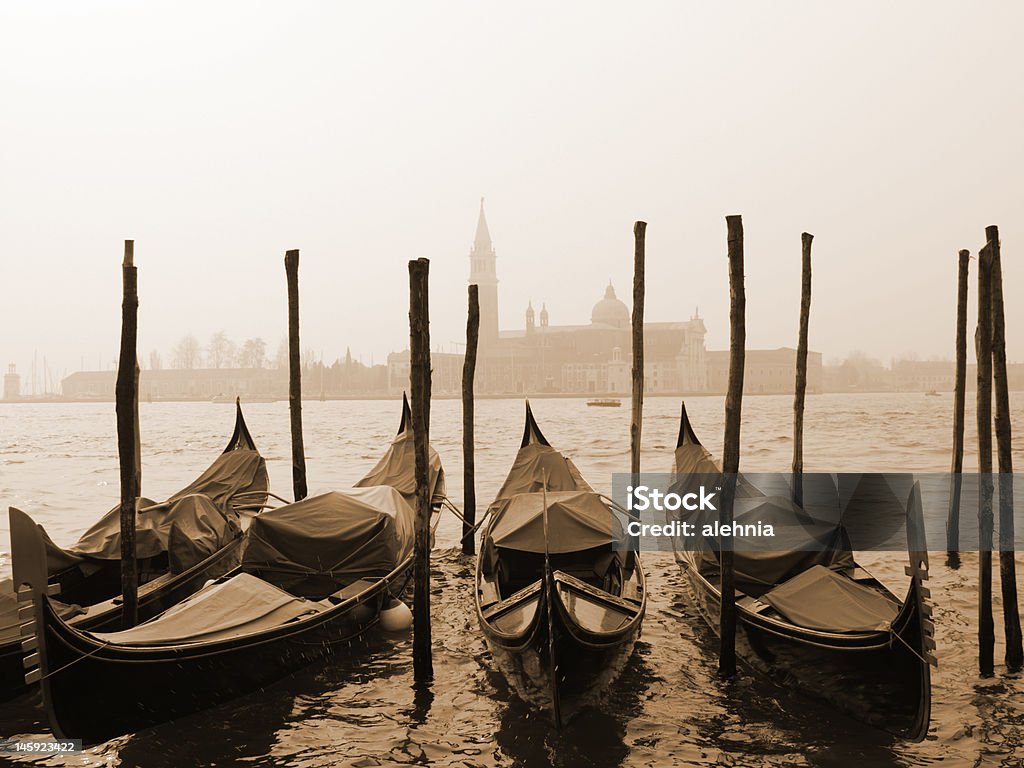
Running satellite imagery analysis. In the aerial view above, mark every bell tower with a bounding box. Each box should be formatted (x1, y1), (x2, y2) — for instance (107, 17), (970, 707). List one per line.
(469, 198), (500, 348)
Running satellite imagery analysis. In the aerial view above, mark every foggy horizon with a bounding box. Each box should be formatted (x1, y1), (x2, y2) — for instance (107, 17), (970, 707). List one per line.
(3, 2), (1023, 384)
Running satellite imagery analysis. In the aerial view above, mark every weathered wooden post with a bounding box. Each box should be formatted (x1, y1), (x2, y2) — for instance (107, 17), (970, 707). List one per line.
(792, 232), (813, 509)
(115, 239), (140, 628)
(409, 257), (433, 681)
(462, 284), (480, 556)
(947, 249), (970, 564)
(988, 224), (1023, 670)
(720, 214), (745, 677)
(284, 249), (307, 502)
(631, 221), (647, 482)
(977, 242), (995, 676)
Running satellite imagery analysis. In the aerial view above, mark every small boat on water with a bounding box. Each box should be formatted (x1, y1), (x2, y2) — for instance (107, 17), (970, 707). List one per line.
(9, 399), (445, 744)
(669, 402), (935, 741)
(0, 399), (268, 701)
(476, 403), (645, 726)
(586, 398), (621, 407)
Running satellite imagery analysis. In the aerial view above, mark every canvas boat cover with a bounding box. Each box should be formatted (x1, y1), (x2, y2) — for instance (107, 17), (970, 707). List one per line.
(762, 564), (899, 632)
(47, 449), (266, 572)
(671, 441), (762, 499)
(91, 572), (320, 646)
(355, 429), (446, 509)
(492, 443), (594, 508)
(241, 486), (413, 596)
(672, 439), (853, 591)
(490, 491), (621, 554)
(689, 494), (855, 589)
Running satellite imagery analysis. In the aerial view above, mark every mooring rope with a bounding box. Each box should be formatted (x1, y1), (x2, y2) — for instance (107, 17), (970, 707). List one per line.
(37, 639), (114, 681)
(437, 496), (492, 543)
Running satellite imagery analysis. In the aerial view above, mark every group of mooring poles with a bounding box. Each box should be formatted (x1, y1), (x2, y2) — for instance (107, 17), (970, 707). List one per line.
(715, 217), (816, 676)
(397, 215), (815, 680)
(113, 245), (313, 629)
(407, 258), (485, 682)
(946, 226), (1021, 675)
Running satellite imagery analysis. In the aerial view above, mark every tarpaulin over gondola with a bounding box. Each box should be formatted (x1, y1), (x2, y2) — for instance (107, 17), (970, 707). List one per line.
(492, 444), (594, 505)
(241, 486), (414, 596)
(761, 565), (899, 632)
(355, 429), (446, 509)
(686, 495), (855, 591)
(490, 491), (621, 554)
(90, 572), (320, 646)
(671, 428), (853, 593)
(47, 449), (266, 572)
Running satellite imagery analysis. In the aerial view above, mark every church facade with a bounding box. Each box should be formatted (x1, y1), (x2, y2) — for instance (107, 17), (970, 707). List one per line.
(388, 201), (709, 396)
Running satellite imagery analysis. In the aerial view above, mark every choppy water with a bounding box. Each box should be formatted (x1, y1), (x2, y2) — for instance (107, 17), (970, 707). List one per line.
(1, 393), (1023, 767)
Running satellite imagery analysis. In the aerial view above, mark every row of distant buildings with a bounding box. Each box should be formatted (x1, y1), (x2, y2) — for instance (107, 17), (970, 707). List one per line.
(10, 354), (1015, 403)
(8, 344), (819, 402)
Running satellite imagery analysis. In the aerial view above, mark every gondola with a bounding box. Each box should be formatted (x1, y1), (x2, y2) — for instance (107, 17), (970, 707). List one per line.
(670, 402), (935, 741)
(0, 399), (268, 701)
(9, 401), (445, 744)
(476, 402), (645, 726)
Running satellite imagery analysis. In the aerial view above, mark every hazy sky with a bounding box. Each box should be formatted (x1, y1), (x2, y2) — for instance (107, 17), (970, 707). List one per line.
(2, 2), (1022, 384)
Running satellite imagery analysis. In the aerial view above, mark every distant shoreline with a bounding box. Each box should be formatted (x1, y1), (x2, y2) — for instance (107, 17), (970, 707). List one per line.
(0, 390), (979, 405)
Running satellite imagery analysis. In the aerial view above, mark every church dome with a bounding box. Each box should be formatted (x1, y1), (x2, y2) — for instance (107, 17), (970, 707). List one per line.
(591, 282), (630, 328)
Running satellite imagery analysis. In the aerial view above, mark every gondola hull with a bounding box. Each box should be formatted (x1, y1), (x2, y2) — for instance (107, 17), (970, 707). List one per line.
(0, 537), (242, 702)
(26, 563), (403, 744)
(1, 400), (264, 702)
(480, 571), (644, 724)
(680, 554), (930, 741)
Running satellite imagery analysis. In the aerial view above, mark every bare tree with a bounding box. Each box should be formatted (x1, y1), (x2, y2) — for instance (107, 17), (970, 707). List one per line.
(274, 337), (288, 369)
(172, 333), (202, 369)
(237, 338), (267, 369)
(148, 349), (163, 370)
(207, 331), (235, 369)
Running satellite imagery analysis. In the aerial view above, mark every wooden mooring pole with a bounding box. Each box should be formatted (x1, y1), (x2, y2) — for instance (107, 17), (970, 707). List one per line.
(631, 221), (646, 482)
(116, 239), (140, 629)
(988, 224), (1023, 670)
(977, 242), (995, 676)
(409, 257), (433, 681)
(720, 215), (745, 678)
(285, 249), (307, 502)
(947, 249), (970, 564)
(462, 284), (480, 556)
(792, 232), (813, 509)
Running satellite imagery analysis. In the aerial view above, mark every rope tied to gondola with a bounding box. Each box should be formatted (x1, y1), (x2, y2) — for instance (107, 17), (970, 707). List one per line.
(37, 640), (114, 681)
(888, 623), (930, 666)
(439, 495), (492, 544)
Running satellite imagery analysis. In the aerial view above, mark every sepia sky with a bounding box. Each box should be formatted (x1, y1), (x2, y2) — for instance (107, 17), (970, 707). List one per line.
(1, 2), (1022, 384)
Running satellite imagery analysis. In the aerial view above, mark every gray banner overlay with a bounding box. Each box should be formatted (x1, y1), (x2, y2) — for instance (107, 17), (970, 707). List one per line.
(608, 472), (1019, 552)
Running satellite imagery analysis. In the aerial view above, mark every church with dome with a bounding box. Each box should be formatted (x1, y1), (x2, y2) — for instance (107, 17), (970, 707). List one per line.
(428, 201), (708, 395)
(387, 201), (819, 396)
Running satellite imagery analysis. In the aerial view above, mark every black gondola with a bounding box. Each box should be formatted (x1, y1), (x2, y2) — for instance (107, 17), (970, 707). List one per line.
(9, 399), (444, 744)
(670, 402), (935, 741)
(476, 402), (645, 726)
(0, 399), (268, 701)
